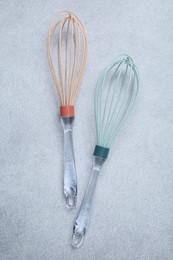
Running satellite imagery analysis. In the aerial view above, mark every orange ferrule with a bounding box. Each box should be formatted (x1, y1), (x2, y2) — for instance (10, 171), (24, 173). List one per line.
(60, 106), (75, 117)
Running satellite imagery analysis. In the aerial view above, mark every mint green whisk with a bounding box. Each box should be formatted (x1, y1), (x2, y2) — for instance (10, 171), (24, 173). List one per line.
(71, 55), (140, 247)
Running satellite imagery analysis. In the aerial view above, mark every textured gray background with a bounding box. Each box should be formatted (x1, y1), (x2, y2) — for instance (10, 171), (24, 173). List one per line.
(0, 0), (173, 259)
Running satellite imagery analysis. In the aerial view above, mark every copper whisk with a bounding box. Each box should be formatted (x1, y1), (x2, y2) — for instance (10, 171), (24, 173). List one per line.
(47, 10), (88, 208)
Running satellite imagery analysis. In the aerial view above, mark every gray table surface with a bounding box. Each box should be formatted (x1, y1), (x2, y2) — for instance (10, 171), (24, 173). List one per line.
(0, 0), (173, 259)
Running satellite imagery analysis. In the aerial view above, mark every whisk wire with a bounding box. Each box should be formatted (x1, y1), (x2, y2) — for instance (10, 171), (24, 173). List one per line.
(95, 55), (139, 148)
(107, 61), (133, 136)
(102, 62), (128, 146)
(58, 20), (65, 103)
(65, 20), (70, 104)
(47, 11), (88, 107)
(106, 72), (134, 147)
(102, 60), (126, 145)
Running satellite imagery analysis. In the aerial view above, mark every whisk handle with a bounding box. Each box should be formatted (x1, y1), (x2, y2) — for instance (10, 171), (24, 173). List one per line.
(72, 155), (106, 247)
(60, 117), (77, 208)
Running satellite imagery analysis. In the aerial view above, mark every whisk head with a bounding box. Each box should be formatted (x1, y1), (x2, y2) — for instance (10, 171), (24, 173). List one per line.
(47, 10), (88, 116)
(94, 55), (139, 149)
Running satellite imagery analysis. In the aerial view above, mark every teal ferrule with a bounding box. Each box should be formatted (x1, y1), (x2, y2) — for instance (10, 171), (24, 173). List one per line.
(93, 145), (109, 159)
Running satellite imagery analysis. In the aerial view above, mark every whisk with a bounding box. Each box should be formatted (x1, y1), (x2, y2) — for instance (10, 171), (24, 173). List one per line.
(72, 55), (139, 247)
(47, 11), (88, 208)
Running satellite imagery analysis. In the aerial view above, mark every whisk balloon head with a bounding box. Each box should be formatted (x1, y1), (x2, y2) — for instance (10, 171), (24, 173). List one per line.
(47, 10), (88, 117)
(94, 55), (139, 151)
